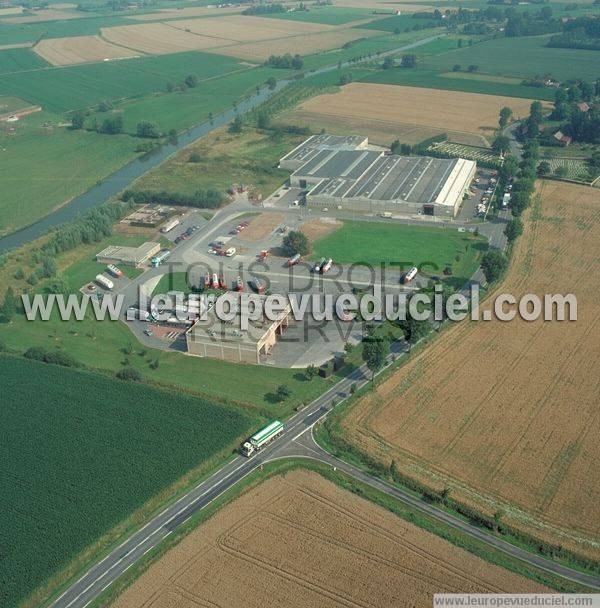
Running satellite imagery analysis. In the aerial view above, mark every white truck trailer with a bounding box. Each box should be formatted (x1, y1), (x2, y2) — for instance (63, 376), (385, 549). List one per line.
(95, 274), (114, 290)
(161, 218), (180, 233)
(241, 420), (284, 457)
(402, 266), (418, 284)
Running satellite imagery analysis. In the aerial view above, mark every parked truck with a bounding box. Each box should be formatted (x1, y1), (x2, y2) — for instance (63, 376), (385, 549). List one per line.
(402, 266), (418, 284)
(241, 420), (284, 457)
(161, 218), (180, 234)
(502, 192), (511, 208)
(151, 250), (171, 267)
(321, 258), (333, 274)
(313, 257), (326, 273)
(287, 253), (301, 267)
(95, 274), (114, 290)
(251, 276), (266, 294)
(106, 264), (123, 278)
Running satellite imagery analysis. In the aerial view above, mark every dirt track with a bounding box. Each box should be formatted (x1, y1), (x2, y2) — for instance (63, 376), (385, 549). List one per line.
(342, 181), (600, 557)
(111, 470), (547, 608)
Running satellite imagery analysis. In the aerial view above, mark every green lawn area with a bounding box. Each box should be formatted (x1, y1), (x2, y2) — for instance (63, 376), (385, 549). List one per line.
(132, 126), (302, 200)
(0, 354), (253, 608)
(311, 220), (488, 286)
(0, 307), (343, 411)
(0, 111), (135, 236)
(62, 233), (148, 292)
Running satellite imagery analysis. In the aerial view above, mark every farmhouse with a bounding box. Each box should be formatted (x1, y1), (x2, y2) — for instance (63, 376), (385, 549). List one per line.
(186, 294), (292, 364)
(282, 135), (476, 218)
(96, 241), (160, 267)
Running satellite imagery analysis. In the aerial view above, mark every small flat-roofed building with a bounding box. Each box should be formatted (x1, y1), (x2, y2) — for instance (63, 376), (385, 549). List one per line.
(96, 241), (160, 267)
(284, 135), (476, 218)
(186, 294), (292, 364)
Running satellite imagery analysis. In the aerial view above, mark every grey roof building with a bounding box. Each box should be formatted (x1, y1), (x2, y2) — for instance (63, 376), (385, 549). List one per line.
(283, 135), (476, 218)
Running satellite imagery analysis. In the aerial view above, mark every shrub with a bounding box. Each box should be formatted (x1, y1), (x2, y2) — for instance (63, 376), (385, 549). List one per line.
(116, 367), (142, 382)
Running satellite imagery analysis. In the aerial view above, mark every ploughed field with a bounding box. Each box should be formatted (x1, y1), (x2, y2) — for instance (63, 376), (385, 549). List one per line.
(111, 470), (546, 608)
(341, 181), (600, 557)
(0, 355), (252, 608)
(286, 83), (545, 147)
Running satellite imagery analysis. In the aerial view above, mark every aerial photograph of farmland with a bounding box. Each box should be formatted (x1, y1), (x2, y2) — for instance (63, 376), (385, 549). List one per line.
(0, 0), (598, 606)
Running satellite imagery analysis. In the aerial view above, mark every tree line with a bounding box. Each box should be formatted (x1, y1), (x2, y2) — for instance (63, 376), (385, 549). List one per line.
(121, 188), (225, 209)
(265, 54), (304, 70)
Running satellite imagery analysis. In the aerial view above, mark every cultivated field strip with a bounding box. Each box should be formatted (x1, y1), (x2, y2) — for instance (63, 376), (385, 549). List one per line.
(34, 35), (141, 66)
(295, 83), (544, 143)
(111, 471), (547, 608)
(36, 15), (379, 65)
(342, 181), (600, 556)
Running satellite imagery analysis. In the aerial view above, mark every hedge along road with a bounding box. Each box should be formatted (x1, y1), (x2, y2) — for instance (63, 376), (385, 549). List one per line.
(0, 33), (445, 255)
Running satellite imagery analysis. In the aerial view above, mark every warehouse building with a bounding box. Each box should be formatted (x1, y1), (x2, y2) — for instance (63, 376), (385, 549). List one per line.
(186, 295), (292, 364)
(283, 135), (476, 218)
(96, 241), (160, 268)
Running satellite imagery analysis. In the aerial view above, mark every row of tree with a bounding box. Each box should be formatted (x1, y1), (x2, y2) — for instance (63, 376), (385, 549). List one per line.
(265, 54), (304, 70)
(121, 188), (225, 209)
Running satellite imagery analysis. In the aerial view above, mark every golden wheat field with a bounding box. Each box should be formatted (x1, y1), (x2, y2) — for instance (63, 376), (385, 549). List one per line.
(289, 83), (545, 146)
(111, 471), (547, 608)
(93, 16), (378, 63)
(342, 181), (600, 557)
(33, 35), (140, 66)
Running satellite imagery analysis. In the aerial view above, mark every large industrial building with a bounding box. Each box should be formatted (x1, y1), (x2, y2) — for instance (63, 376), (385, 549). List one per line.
(280, 135), (476, 218)
(186, 294), (292, 364)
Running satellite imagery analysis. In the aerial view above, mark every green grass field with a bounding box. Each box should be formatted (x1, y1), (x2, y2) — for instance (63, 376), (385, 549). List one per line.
(311, 220), (488, 285)
(132, 126), (301, 199)
(109, 66), (280, 135)
(0, 47), (48, 74)
(360, 67), (556, 100)
(361, 14), (437, 32)
(0, 15), (133, 46)
(0, 354), (253, 608)
(262, 6), (373, 25)
(0, 61), (280, 235)
(423, 34), (600, 81)
(0, 51), (251, 113)
(0, 111), (135, 236)
(301, 29), (436, 71)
